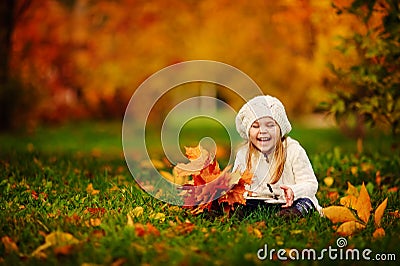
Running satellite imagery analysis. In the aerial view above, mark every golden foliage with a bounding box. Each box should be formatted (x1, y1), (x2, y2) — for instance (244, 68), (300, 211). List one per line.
(323, 182), (388, 237)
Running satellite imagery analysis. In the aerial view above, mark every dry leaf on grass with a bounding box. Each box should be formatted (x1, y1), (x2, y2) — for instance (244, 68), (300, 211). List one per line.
(324, 182), (389, 238)
(354, 183), (372, 223)
(86, 183), (100, 195)
(340, 195), (357, 208)
(1, 236), (19, 254)
(374, 197), (388, 228)
(32, 231), (79, 258)
(372, 228), (385, 239)
(336, 221), (366, 236)
(322, 206), (358, 223)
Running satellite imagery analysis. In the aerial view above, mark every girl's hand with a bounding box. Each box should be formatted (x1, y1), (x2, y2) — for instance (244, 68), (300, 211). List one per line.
(280, 185), (294, 207)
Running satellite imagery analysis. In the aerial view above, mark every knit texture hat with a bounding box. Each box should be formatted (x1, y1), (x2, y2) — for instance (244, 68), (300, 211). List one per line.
(235, 95), (292, 139)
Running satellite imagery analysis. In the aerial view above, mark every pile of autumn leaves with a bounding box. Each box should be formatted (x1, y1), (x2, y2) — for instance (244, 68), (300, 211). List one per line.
(322, 182), (388, 238)
(169, 145), (252, 214)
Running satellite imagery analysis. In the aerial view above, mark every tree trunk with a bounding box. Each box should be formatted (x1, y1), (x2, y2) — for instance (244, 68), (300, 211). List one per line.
(0, 0), (14, 84)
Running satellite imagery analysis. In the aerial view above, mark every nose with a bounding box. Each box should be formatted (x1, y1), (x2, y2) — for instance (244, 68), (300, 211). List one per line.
(259, 125), (270, 134)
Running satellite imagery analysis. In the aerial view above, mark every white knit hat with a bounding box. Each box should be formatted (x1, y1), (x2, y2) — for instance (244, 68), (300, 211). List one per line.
(235, 95), (292, 139)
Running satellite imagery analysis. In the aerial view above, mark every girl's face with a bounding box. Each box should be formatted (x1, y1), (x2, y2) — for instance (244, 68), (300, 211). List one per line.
(249, 116), (280, 155)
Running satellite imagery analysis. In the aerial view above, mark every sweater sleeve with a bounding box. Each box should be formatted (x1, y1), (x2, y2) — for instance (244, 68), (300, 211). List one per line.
(286, 143), (319, 200)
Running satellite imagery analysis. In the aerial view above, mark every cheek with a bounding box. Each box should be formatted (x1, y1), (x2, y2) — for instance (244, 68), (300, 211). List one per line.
(248, 128), (258, 138)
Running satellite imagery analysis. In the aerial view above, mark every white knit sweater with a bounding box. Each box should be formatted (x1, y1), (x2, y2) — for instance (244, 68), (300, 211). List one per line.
(233, 137), (322, 212)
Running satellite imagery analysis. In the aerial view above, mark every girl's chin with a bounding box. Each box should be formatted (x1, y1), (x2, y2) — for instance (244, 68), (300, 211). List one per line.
(255, 145), (274, 154)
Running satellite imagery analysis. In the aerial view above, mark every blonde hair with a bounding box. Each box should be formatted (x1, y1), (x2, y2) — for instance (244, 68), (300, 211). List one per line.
(245, 135), (287, 184)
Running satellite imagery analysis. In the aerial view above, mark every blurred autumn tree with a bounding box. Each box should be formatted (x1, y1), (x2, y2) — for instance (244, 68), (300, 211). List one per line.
(2, 0), (374, 130)
(323, 0), (400, 141)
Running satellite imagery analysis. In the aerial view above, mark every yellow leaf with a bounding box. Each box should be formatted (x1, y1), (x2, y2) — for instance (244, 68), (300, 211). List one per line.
(340, 195), (358, 208)
(360, 162), (374, 173)
(150, 212), (165, 222)
(131, 206), (144, 218)
(174, 145), (211, 177)
(354, 183), (372, 224)
(372, 228), (385, 239)
(45, 231), (79, 246)
(346, 182), (359, 197)
(86, 183), (100, 195)
(160, 170), (188, 185)
(253, 228), (262, 239)
(374, 198), (388, 227)
(85, 218), (101, 227)
(336, 221), (366, 236)
(127, 214), (134, 227)
(140, 159), (165, 169)
(324, 177), (334, 187)
(322, 206), (358, 223)
(350, 166), (358, 176)
(32, 231), (79, 257)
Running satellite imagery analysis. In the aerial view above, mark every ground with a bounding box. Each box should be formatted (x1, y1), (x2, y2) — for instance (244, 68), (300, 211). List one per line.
(0, 120), (399, 265)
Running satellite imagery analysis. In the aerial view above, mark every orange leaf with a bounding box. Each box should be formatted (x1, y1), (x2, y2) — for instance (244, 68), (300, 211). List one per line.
(1, 236), (19, 254)
(86, 183), (100, 195)
(53, 244), (75, 256)
(354, 183), (372, 224)
(322, 206), (358, 223)
(240, 169), (253, 185)
(336, 221), (366, 236)
(134, 223), (160, 237)
(372, 228), (385, 239)
(374, 197), (388, 228)
(174, 145), (213, 177)
(345, 181), (359, 197)
(184, 145), (202, 160)
(340, 195), (357, 208)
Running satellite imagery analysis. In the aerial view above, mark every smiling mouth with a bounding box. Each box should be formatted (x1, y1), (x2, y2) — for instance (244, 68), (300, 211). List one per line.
(257, 137), (271, 142)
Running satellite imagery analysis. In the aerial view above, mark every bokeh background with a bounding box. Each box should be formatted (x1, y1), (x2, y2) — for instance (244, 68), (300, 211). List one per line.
(0, 0), (364, 127)
(0, 0), (398, 145)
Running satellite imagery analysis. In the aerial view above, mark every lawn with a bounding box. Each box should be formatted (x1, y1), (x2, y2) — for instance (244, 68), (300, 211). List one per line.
(0, 120), (399, 265)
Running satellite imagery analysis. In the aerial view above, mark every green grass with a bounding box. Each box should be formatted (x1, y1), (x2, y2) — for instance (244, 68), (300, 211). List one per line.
(0, 120), (399, 265)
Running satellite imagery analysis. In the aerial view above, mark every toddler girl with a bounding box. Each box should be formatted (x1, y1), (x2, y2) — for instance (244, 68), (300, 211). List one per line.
(233, 95), (321, 218)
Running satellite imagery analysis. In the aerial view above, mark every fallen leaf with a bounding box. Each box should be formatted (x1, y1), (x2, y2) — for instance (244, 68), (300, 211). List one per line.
(345, 182), (359, 197)
(160, 170), (189, 185)
(86, 183), (100, 195)
(174, 145), (213, 177)
(340, 195), (357, 208)
(360, 162), (374, 173)
(350, 166), (358, 176)
(32, 231), (79, 257)
(127, 214), (134, 227)
(131, 206), (144, 218)
(354, 183), (372, 223)
(86, 207), (106, 216)
(184, 145), (203, 160)
(324, 177), (334, 187)
(150, 212), (166, 222)
(388, 210), (400, 218)
(336, 221), (366, 236)
(374, 198), (388, 227)
(327, 191), (339, 202)
(375, 171), (382, 186)
(111, 258), (128, 266)
(322, 206), (358, 223)
(134, 223), (160, 237)
(53, 244), (75, 256)
(1, 236), (19, 254)
(85, 218), (101, 227)
(372, 228), (385, 239)
(169, 219), (195, 235)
